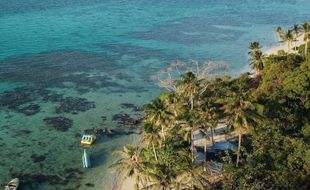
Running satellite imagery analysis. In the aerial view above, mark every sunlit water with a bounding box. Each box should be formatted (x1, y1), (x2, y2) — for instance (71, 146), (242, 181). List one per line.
(0, 0), (309, 189)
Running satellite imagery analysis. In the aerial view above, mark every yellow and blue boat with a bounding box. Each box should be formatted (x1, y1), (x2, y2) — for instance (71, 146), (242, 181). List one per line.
(80, 134), (96, 146)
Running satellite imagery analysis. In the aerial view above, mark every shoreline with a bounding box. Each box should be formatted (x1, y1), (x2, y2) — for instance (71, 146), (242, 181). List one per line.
(111, 33), (307, 190)
(264, 35), (305, 55)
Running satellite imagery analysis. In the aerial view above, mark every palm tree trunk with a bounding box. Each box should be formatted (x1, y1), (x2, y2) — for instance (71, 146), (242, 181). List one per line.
(211, 127), (215, 145)
(191, 131), (194, 162)
(236, 133), (242, 167)
(190, 95), (194, 110)
(305, 38), (308, 55)
(161, 126), (166, 141)
(152, 142), (158, 162)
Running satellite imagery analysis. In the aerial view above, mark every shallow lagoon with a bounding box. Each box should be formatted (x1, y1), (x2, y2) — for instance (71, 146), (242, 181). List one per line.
(1, 0), (310, 189)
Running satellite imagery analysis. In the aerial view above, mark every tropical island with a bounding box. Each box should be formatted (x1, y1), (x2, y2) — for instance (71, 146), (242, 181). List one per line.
(111, 22), (310, 190)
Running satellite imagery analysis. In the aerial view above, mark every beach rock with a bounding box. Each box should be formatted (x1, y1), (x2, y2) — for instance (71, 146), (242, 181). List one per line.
(55, 97), (95, 114)
(43, 116), (73, 132)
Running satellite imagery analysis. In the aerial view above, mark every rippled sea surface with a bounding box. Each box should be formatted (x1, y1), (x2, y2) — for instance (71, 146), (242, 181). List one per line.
(0, 0), (309, 189)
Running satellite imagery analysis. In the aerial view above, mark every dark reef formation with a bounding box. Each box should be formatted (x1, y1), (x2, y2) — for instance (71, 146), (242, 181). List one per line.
(112, 113), (142, 126)
(120, 103), (142, 112)
(55, 97), (95, 114)
(12, 168), (83, 189)
(30, 154), (46, 163)
(43, 116), (73, 132)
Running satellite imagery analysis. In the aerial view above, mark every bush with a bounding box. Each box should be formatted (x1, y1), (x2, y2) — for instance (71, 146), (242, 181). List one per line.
(298, 42), (310, 55)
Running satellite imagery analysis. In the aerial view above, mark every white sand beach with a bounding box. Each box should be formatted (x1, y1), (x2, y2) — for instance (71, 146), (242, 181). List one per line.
(112, 32), (308, 190)
(264, 35), (305, 55)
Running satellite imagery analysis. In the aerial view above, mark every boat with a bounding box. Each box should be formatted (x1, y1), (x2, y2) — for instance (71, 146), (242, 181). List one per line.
(4, 178), (19, 190)
(82, 149), (91, 168)
(80, 134), (96, 146)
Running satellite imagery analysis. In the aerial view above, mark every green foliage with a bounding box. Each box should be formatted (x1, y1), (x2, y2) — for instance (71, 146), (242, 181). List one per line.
(298, 42), (310, 54)
(112, 30), (310, 190)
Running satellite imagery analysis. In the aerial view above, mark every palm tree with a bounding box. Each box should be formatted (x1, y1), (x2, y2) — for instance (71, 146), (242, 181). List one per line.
(221, 92), (262, 167)
(279, 29), (295, 53)
(301, 22), (310, 55)
(275, 26), (284, 42)
(160, 92), (182, 118)
(176, 72), (202, 110)
(176, 163), (212, 190)
(141, 164), (176, 190)
(248, 41), (261, 52)
(248, 42), (264, 74)
(141, 122), (161, 162)
(110, 145), (145, 189)
(291, 24), (302, 49)
(144, 97), (173, 141)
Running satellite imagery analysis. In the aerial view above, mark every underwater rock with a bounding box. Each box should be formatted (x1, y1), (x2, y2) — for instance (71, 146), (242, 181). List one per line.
(12, 173), (68, 189)
(42, 93), (64, 102)
(18, 104), (41, 116)
(11, 168), (83, 189)
(120, 103), (142, 112)
(55, 97), (95, 114)
(43, 116), (73, 132)
(0, 87), (34, 108)
(85, 183), (95, 187)
(84, 128), (114, 137)
(14, 129), (32, 136)
(101, 116), (107, 121)
(112, 113), (141, 126)
(30, 154), (46, 163)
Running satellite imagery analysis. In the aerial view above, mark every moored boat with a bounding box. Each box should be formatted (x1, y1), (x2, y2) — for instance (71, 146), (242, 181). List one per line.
(80, 134), (96, 146)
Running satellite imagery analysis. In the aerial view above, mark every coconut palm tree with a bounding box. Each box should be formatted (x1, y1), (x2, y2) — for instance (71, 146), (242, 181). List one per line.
(301, 22), (310, 55)
(141, 164), (177, 190)
(279, 29), (295, 53)
(141, 122), (161, 162)
(248, 42), (264, 74)
(144, 97), (173, 141)
(221, 92), (262, 167)
(275, 26), (284, 42)
(176, 163), (212, 190)
(160, 92), (182, 118)
(291, 24), (302, 49)
(176, 72), (202, 110)
(140, 146), (192, 190)
(110, 145), (145, 189)
(248, 41), (261, 53)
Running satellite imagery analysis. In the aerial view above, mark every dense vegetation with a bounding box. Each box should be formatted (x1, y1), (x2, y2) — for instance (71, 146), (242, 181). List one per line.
(111, 22), (310, 189)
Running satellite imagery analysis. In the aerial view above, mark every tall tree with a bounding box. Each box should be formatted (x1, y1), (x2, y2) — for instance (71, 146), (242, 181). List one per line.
(221, 91), (262, 167)
(280, 29), (295, 53)
(110, 145), (144, 190)
(144, 97), (173, 141)
(291, 24), (302, 49)
(275, 26), (284, 42)
(248, 42), (264, 74)
(141, 122), (161, 162)
(176, 72), (202, 110)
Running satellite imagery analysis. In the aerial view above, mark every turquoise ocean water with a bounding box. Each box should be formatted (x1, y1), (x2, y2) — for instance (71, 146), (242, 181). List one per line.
(0, 0), (309, 189)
